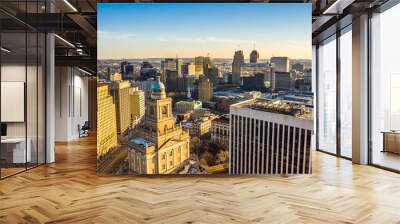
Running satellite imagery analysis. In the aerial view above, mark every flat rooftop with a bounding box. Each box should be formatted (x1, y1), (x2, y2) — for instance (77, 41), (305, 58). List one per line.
(232, 99), (313, 120)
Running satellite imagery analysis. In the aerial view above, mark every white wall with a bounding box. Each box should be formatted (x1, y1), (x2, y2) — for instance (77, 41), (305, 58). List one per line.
(54, 67), (89, 141)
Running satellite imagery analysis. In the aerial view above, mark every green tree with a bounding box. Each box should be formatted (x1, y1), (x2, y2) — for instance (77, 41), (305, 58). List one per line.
(216, 150), (229, 164)
(190, 137), (201, 155)
(200, 151), (214, 166)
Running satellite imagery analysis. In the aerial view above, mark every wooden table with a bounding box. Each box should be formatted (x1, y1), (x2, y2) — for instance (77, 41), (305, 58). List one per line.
(382, 131), (400, 154)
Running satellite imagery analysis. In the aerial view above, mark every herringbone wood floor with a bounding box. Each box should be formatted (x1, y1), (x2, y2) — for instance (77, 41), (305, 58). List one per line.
(1, 135), (400, 224)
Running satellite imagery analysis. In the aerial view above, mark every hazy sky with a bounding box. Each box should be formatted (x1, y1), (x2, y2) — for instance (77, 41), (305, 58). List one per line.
(98, 3), (312, 60)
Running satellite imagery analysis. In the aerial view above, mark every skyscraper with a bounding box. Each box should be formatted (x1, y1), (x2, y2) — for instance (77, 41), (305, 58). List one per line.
(270, 57), (290, 72)
(229, 99), (313, 175)
(120, 61), (134, 80)
(110, 81), (132, 135)
(97, 84), (118, 159)
(127, 77), (190, 174)
(250, 50), (259, 63)
(130, 87), (145, 128)
(198, 77), (213, 102)
(195, 56), (205, 77)
(161, 58), (177, 83)
(232, 50), (244, 85)
(272, 71), (292, 92)
(176, 58), (183, 77)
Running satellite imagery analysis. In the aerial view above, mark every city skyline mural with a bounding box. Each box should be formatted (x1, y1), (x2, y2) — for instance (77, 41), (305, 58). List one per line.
(97, 3), (313, 175)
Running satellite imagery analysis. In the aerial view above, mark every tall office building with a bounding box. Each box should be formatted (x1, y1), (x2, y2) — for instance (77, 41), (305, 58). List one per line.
(229, 99), (313, 175)
(270, 57), (290, 72)
(176, 58), (183, 77)
(272, 71), (292, 92)
(250, 50), (259, 63)
(206, 67), (219, 86)
(161, 58), (177, 83)
(110, 81), (132, 135)
(182, 62), (196, 76)
(232, 50), (244, 85)
(203, 56), (212, 76)
(195, 56), (205, 77)
(120, 61), (134, 80)
(198, 77), (213, 102)
(97, 84), (118, 159)
(130, 87), (145, 127)
(128, 77), (190, 174)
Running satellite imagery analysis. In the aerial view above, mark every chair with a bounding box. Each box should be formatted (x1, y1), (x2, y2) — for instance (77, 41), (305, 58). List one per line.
(79, 121), (90, 138)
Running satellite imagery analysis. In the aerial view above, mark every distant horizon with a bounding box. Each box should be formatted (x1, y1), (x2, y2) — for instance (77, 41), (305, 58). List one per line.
(98, 3), (312, 60)
(98, 56), (312, 61)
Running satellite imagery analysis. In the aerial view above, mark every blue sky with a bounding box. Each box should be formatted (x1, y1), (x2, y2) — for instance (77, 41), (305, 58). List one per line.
(98, 3), (311, 59)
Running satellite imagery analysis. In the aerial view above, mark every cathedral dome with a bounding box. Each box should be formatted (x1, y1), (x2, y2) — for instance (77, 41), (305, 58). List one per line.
(151, 76), (166, 100)
(151, 78), (165, 91)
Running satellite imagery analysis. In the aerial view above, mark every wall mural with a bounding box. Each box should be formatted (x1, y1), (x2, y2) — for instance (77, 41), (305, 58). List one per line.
(97, 3), (313, 175)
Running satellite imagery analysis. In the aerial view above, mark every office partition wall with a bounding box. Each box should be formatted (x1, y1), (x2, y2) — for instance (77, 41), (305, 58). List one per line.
(0, 1), (46, 179)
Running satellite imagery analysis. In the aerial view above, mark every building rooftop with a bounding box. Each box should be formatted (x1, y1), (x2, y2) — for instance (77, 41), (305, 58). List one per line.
(233, 99), (313, 120)
(213, 116), (230, 124)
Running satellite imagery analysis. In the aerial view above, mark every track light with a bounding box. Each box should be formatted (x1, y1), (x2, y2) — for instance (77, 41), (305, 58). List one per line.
(323, 0), (354, 15)
(1, 47), (11, 53)
(63, 0), (78, 12)
(78, 67), (93, 76)
(54, 34), (75, 48)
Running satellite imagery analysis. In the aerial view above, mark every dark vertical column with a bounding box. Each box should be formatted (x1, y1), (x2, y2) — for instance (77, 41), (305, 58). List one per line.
(336, 28), (341, 157)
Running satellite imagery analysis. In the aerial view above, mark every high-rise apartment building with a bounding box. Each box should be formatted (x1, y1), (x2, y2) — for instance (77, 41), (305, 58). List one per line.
(250, 50), (259, 63)
(232, 50), (244, 85)
(130, 87), (145, 127)
(270, 57), (290, 72)
(229, 99), (313, 175)
(110, 81), (132, 135)
(198, 77), (213, 102)
(97, 84), (118, 159)
(128, 77), (190, 174)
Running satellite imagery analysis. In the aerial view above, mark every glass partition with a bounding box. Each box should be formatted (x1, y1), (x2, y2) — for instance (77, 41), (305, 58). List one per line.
(317, 35), (337, 154)
(370, 3), (400, 171)
(339, 27), (352, 158)
(0, 1), (46, 179)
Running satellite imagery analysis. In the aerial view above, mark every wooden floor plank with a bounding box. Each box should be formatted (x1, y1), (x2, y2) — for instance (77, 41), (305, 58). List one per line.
(0, 135), (399, 223)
